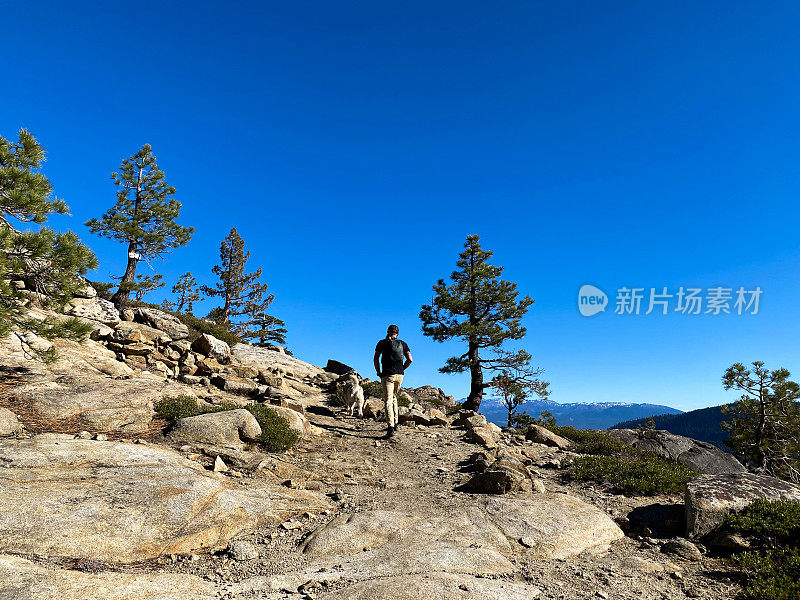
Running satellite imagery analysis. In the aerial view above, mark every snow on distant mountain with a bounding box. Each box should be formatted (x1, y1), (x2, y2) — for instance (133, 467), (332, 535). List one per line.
(479, 397), (683, 429)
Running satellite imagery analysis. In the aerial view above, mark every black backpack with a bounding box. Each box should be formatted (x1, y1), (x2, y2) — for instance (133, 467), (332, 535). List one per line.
(386, 338), (404, 364)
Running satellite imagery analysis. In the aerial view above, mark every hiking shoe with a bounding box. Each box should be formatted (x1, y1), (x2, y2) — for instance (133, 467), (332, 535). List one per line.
(384, 427), (395, 439)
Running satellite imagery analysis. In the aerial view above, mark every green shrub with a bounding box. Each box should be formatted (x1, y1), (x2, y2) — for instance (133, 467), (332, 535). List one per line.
(397, 393), (411, 407)
(245, 404), (299, 452)
(567, 454), (696, 496)
(548, 425), (634, 456)
(727, 499), (800, 544)
(154, 395), (203, 421)
(331, 385), (346, 406)
(88, 280), (115, 301)
(155, 396), (296, 452)
(177, 312), (244, 347)
(362, 380), (383, 398)
(725, 500), (800, 600)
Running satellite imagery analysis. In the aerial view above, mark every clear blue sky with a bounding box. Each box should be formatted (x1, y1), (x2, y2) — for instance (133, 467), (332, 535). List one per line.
(4, 1), (800, 411)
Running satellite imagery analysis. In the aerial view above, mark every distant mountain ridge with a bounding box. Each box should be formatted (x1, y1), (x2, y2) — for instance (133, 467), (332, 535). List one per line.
(612, 405), (731, 450)
(480, 397), (683, 429)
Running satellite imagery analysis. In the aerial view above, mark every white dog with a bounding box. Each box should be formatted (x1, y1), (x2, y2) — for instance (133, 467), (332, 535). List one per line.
(344, 372), (365, 417)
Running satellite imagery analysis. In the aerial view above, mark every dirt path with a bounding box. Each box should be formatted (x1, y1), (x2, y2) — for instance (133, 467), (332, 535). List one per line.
(148, 400), (742, 600)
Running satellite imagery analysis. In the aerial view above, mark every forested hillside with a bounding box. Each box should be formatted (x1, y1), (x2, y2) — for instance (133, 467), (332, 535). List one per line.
(612, 405), (730, 450)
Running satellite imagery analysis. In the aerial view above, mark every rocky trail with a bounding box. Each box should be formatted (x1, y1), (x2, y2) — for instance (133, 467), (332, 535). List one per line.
(163, 407), (741, 600)
(0, 300), (793, 599)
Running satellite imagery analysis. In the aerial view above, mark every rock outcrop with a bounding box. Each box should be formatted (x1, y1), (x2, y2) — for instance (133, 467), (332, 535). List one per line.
(0, 435), (332, 562)
(606, 429), (745, 474)
(0, 554), (215, 600)
(13, 376), (186, 434)
(483, 495), (625, 559)
(403, 385), (456, 407)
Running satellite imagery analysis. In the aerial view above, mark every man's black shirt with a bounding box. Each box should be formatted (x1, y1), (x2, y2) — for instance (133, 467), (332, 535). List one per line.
(375, 338), (410, 376)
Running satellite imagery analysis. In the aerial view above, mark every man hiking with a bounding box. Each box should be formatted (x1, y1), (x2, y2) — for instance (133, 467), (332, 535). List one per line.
(374, 324), (413, 439)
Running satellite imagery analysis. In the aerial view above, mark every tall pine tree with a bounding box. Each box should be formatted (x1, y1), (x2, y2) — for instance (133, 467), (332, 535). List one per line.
(203, 228), (282, 340)
(85, 144), (193, 307)
(420, 235), (540, 412)
(0, 129), (97, 359)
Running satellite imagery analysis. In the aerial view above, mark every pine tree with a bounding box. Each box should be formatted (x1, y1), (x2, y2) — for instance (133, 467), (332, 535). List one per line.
(0, 129), (98, 359)
(202, 228), (275, 338)
(420, 235), (540, 412)
(492, 358), (550, 426)
(130, 273), (164, 302)
(722, 361), (800, 482)
(243, 312), (288, 346)
(85, 144), (193, 307)
(162, 272), (201, 314)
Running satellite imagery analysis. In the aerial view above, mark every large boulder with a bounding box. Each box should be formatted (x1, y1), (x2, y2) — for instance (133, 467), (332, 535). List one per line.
(324, 359), (355, 376)
(399, 407), (433, 426)
(269, 405), (314, 436)
(467, 466), (527, 494)
(363, 397), (385, 421)
(466, 426), (500, 449)
(210, 373), (259, 396)
(524, 424), (572, 450)
(192, 334), (231, 364)
(483, 495), (624, 558)
(606, 429), (745, 474)
(452, 410), (488, 429)
(133, 307), (190, 340)
(0, 554), (214, 600)
(169, 409), (262, 448)
(0, 435), (332, 562)
(0, 409), (22, 436)
(685, 473), (800, 538)
(64, 297), (120, 326)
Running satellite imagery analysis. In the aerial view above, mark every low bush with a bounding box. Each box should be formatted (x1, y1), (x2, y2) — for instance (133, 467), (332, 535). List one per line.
(724, 500), (800, 600)
(362, 380), (383, 398)
(88, 280), (114, 301)
(154, 396), (297, 452)
(245, 404), (299, 452)
(397, 393), (411, 407)
(332, 385), (347, 406)
(567, 454), (696, 496)
(154, 395), (204, 421)
(548, 425), (633, 456)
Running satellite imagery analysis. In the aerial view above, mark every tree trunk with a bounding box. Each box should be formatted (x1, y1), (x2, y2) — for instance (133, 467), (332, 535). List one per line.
(463, 341), (483, 412)
(111, 163), (144, 309)
(756, 389), (768, 471)
(111, 242), (138, 308)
